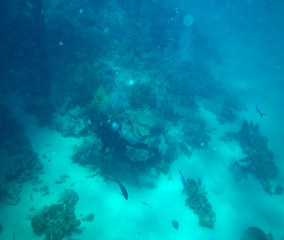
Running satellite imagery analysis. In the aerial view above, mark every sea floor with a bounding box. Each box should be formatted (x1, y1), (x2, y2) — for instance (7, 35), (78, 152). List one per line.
(0, 89), (284, 240)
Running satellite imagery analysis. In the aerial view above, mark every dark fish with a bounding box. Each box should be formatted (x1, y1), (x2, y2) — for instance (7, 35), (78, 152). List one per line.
(178, 170), (186, 187)
(255, 103), (266, 118)
(116, 180), (128, 200)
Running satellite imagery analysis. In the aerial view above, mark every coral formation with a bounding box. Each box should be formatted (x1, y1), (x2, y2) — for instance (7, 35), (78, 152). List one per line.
(30, 189), (80, 240)
(217, 99), (243, 124)
(0, 186), (21, 206)
(234, 120), (280, 194)
(0, 105), (43, 185)
(183, 117), (211, 148)
(182, 178), (216, 229)
(50, 107), (86, 137)
(72, 136), (160, 182)
(125, 106), (158, 138)
(229, 157), (249, 181)
(88, 85), (110, 115)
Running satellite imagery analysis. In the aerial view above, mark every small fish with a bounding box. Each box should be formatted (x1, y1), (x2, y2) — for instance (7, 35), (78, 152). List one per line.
(238, 159), (252, 168)
(178, 170), (186, 187)
(255, 103), (266, 118)
(232, 157), (252, 168)
(116, 180), (128, 200)
(30, 192), (33, 201)
(141, 202), (152, 208)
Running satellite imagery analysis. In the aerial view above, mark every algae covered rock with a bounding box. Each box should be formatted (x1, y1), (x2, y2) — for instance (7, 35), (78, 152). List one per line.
(30, 189), (81, 240)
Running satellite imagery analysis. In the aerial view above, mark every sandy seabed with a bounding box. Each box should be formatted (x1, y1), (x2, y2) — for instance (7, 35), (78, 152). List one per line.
(1, 90), (284, 240)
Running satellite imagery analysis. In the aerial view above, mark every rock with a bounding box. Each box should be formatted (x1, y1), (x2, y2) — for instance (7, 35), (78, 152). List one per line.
(5, 166), (23, 181)
(0, 186), (21, 206)
(55, 174), (70, 184)
(171, 220), (179, 230)
(60, 189), (79, 206)
(83, 213), (95, 222)
(242, 226), (273, 240)
(40, 186), (49, 196)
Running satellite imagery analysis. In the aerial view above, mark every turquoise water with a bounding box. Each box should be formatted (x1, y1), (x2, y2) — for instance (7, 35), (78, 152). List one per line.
(0, 0), (283, 239)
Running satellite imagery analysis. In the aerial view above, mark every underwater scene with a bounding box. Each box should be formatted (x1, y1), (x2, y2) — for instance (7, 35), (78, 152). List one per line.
(0, 0), (283, 239)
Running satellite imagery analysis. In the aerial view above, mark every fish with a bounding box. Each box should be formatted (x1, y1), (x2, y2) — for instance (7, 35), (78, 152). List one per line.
(178, 170), (186, 187)
(238, 158), (252, 168)
(141, 202), (152, 208)
(232, 157), (252, 168)
(116, 180), (128, 200)
(255, 103), (266, 118)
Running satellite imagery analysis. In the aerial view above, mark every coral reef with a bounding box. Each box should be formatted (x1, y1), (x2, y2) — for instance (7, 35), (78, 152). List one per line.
(124, 106), (158, 138)
(30, 189), (80, 240)
(234, 120), (280, 194)
(72, 137), (160, 181)
(5, 151), (42, 183)
(217, 99), (243, 124)
(183, 117), (211, 148)
(50, 107), (86, 137)
(241, 227), (273, 240)
(88, 85), (110, 116)
(0, 104), (43, 184)
(108, 82), (131, 114)
(0, 186), (21, 206)
(183, 178), (216, 229)
(204, 96), (244, 124)
(229, 157), (249, 181)
(237, 120), (269, 154)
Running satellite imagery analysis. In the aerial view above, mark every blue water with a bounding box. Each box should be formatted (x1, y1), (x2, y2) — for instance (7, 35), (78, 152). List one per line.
(0, 0), (283, 239)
